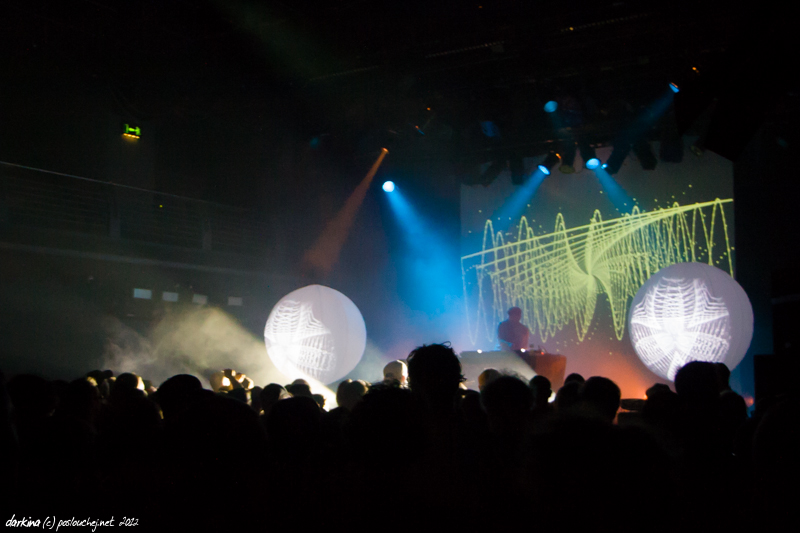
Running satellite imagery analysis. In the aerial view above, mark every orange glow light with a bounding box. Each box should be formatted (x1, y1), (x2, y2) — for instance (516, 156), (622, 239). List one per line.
(302, 148), (388, 277)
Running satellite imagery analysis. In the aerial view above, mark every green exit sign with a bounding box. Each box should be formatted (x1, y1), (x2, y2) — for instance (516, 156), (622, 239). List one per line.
(122, 124), (140, 138)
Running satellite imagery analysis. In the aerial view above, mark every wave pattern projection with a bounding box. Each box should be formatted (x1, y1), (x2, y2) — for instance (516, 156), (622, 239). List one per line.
(462, 199), (733, 345)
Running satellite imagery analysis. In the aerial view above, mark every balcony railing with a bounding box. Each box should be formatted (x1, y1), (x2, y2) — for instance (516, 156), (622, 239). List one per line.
(0, 163), (271, 256)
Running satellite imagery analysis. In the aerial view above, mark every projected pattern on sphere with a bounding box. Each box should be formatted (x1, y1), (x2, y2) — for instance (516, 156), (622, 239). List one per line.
(630, 277), (731, 380)
(462, 199), (733, 345)
(264, 300), (335, 381)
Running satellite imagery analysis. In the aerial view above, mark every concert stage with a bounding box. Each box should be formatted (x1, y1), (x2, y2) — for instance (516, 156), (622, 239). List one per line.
(459, 350), (567, 390)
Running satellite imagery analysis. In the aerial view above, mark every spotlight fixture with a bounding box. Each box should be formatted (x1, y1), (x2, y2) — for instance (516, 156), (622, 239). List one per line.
(559, 142), (577, 173)
(538, 152), (562, 175)
(659, 117), (684, 163)
(509, 155), (526, 185)
(632, 140), (658, 170)
(382, 181), (395, 192)
(480, 120), (500, 138)
(605, 142), (631, 175)
(578, 140), (598, 168)
(688, 125), (707, 157)
(669, 83), (680, 93)
(544, 101), (558, 113)
(478, 159), (503, 185)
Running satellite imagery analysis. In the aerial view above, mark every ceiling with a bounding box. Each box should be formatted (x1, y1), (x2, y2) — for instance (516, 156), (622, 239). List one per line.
(2, 0), (797, 168)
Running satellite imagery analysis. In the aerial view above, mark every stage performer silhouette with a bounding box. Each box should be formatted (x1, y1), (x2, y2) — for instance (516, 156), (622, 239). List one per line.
(498, 306), (530, 351)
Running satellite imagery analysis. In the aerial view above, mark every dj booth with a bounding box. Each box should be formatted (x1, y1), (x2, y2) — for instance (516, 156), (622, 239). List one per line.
(459, 349), (567, 390)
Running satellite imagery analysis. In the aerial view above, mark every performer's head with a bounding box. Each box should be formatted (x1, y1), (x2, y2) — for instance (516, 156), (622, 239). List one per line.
(508, 307), (522, 322)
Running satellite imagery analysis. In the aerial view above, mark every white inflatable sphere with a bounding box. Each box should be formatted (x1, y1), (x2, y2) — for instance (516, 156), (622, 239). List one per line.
(264, 285), (366, 384)
(628, 262), (753, 381)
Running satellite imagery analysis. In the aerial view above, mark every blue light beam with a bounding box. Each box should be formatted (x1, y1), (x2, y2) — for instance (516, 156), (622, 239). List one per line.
(385, 187), (457, 317)
(594, 165), (635, 214)
(493, 168), (548, 229)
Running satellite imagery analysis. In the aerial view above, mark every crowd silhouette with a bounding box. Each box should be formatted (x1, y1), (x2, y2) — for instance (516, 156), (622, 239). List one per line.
(1, 345), (797, 529)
